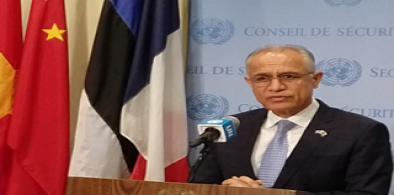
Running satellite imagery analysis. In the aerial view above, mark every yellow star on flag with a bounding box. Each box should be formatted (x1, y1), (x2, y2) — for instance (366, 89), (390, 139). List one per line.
(42, 23), (66, 41)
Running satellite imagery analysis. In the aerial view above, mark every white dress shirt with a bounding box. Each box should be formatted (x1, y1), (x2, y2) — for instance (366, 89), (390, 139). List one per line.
(251, 99), (320, 174)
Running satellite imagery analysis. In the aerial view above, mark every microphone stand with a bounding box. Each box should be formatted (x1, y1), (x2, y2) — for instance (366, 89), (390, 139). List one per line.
(186, 142), (214, 183)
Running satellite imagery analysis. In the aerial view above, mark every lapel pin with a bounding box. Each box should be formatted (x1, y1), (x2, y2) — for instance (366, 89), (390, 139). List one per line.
(314, 130), (328, 137)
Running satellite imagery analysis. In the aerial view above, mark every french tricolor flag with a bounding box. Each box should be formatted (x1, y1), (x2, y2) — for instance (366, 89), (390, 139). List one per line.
(69, 0), (189, 182)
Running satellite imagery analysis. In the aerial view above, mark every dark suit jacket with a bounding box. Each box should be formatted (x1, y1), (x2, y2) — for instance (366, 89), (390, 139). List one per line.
(192, 100), (393, 195)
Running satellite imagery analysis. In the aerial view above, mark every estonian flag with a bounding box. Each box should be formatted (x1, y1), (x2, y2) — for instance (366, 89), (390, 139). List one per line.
(69, 0), (189, 182)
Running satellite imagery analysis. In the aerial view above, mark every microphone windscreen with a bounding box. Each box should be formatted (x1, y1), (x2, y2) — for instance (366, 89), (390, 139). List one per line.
(197, 116), (239, 143)
(222, 116), (240, 129)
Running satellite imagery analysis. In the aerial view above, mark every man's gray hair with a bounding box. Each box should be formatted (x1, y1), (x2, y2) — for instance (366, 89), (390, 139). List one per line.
(245, 44), (316, 72)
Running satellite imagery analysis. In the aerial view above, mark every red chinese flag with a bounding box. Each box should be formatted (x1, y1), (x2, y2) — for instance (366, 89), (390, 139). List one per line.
(0, 0), (22, 192)
(4, 0), (70, 194)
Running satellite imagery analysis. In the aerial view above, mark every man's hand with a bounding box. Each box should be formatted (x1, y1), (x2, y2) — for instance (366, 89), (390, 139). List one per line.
(222, 176), (265, 188)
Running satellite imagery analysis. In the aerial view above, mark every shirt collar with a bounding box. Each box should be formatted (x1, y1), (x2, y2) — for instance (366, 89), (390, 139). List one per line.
(264, 99), (320, 128)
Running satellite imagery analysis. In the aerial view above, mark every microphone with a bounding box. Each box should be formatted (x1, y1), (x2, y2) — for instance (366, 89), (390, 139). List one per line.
(189, 116), (240, 147)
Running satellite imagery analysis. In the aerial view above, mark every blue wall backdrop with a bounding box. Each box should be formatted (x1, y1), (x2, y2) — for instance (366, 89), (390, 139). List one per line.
(186, 0), (394, 193)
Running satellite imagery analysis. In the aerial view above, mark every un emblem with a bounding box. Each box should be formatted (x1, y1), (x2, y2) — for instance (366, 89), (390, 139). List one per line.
(317, 58), (362, 87)
(190, 18), (235, 45)
(187, 94), (229, 121)
(324, 0), (362, 6)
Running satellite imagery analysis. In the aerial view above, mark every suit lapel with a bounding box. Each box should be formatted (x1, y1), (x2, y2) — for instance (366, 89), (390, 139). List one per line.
(274, 100), (335, 188)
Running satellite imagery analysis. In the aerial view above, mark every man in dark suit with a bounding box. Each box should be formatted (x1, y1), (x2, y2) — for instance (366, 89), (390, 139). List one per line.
(192, 44), (393, 195)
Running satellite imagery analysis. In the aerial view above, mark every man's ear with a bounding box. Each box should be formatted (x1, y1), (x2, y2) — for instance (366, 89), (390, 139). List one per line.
(312, 71), (324, 88)
(245, 76), (252, 87)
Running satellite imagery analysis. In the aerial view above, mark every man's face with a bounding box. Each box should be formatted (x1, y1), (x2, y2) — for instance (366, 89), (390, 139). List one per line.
(245, 49), (323, 118)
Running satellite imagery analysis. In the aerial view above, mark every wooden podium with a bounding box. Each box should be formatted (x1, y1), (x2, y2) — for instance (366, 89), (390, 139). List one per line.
(67, 177), (311, 195)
